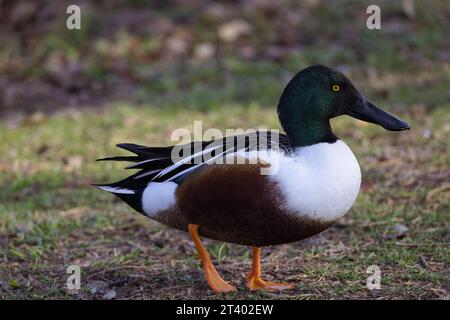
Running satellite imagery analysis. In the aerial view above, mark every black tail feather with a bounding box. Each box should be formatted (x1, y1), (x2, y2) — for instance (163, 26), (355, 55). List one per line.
(116, 143), (172, 157)
(93, 182), (145, 214)
(96, 156), (140, 162)
(95, 142), (176, 192)
(112, 191), (144, 214)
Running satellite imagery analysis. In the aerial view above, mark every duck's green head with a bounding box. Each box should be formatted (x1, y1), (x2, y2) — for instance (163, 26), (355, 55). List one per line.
(277, 65), (410, 147)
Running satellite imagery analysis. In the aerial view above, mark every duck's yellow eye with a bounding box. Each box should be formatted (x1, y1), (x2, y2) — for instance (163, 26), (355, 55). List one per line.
(332, 84), (340, 92)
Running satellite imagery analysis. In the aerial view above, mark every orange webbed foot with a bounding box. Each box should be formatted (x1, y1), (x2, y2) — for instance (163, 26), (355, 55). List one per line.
(204, 262), (236, 293)
(246, 247), (295, 292)
(247, 272), (295, 291)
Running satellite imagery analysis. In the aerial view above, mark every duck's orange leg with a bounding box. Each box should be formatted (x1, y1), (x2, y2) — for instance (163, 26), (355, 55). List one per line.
(247, 247), (295, 291)
(188, 224), (236, 293)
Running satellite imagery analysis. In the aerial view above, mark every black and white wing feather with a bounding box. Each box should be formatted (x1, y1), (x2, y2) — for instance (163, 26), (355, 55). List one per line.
(95, 131), (292, 193)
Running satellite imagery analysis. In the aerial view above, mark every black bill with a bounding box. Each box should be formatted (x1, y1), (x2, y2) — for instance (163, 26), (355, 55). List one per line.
(347, 98), (410, 131)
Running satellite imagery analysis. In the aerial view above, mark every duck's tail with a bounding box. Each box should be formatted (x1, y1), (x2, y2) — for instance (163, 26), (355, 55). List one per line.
(94, 184), (144, 214)
(94, 143), (175, 213)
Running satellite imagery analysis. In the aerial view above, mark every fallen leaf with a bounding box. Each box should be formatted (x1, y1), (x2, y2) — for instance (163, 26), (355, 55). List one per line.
(218, 19), (252, 42)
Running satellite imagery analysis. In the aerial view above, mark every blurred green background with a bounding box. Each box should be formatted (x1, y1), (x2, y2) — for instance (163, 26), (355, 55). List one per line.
(1, 0), (449, 114)
(0, 0), (448, 299)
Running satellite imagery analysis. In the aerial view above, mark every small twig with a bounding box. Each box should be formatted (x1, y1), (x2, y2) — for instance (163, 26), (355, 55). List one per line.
(317, 269), (328, 282)
(361, 220), (394, 228)
(86, 265), (149, 280)
(395, 242), (445, 247)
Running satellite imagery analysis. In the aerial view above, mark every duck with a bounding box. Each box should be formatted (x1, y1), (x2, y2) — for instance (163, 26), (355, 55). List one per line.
(95, 65), (410, 293)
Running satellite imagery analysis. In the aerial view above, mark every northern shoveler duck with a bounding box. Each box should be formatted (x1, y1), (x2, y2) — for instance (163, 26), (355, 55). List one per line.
(96, 65), (409, 293)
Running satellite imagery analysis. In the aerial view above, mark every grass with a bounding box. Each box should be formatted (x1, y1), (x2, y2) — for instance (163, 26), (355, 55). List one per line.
(0, 93), (448, 299)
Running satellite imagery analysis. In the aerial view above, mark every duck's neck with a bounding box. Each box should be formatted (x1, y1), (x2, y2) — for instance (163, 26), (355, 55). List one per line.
(277, 80), (337, 148)
(279, 114), (337, 148)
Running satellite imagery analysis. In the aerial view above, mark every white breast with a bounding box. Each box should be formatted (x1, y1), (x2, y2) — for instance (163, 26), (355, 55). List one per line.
(270, 140), (361, 222)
